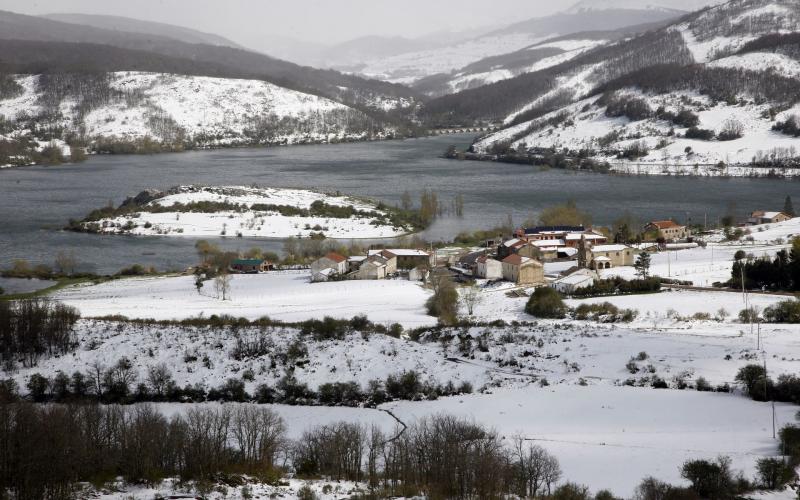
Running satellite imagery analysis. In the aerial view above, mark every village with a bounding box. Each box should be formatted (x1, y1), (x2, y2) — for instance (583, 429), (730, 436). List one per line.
(222, 208), (794, 298)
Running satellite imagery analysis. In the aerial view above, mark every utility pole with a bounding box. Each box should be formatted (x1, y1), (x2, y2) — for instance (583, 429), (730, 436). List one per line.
(667, 250), (671, 277)
(763, 350), (776, 440)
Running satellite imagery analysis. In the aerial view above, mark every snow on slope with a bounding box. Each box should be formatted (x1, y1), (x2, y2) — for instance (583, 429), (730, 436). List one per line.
(567, 0), (689, 13)
(446, 38), (607, 93)
(678, 0), (799, 62)
(84, 185), (412, 238)
(708, 51), (800, 78)
(359, 33), (554, 84)
(478, 86), (800, 175)
(0, 71), (380, 149)
(475, 0), (800, 169)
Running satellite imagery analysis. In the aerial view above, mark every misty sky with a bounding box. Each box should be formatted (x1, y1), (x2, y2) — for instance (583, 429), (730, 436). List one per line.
(1, 0), (718, 48)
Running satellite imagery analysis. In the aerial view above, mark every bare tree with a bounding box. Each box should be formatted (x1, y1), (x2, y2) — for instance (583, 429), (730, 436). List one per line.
(54, 250), (77, 276)
(511, 437), (562, 498)
(230, 406), (286, 471)
(214, 271), (232, 300)
(146, 363), (173, 399)
(460, 284), (482, 316)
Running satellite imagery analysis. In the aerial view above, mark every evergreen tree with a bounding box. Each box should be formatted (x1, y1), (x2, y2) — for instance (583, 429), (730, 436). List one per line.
(784, 196), (795, 218)
(634, 252), (651, 279)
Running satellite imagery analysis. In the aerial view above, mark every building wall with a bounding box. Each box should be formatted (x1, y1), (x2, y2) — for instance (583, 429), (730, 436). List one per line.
(591, 249), (634, 268)
(355, 264), (386, 280)
(518, 264), (544, 285)
(477, 260), (503, 279)
(311, 257), (345, 275)
(503, 262), (544, 285)
(396, 255), (432, 269)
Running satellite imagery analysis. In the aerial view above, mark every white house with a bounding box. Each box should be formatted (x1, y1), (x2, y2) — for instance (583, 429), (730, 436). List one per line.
(475, 255), (503, 279)
(552, 269), (596, 294)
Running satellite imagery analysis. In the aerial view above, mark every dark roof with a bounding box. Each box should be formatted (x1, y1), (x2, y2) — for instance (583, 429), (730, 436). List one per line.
(524, 225), (585, 234)
(232, 259), (263, 266)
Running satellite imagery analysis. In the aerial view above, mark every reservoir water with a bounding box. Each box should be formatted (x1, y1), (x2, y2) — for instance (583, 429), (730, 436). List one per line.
(1, 134), (796, 274)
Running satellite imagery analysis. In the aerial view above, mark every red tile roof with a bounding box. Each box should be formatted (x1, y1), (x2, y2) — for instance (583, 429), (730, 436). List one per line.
(324, 252), (347, 263)
(648, 220), (683, 230)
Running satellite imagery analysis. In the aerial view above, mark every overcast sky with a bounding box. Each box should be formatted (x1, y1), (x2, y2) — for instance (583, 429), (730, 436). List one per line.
(1, 0), (718, 47)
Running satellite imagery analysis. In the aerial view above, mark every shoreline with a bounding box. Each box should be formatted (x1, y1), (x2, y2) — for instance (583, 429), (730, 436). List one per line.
(446, 152), (800, 180)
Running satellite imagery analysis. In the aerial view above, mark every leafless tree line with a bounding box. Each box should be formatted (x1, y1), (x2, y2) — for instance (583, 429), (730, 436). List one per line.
(0, 403), (562, 500)
(0, 403), (286, 500)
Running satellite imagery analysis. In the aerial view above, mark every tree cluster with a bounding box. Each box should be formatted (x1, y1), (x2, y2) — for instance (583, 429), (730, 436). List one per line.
(0, 299), (79, 368)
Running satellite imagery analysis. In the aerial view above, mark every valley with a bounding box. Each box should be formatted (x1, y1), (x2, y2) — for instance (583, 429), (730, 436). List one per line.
(3, 0), (800, 499)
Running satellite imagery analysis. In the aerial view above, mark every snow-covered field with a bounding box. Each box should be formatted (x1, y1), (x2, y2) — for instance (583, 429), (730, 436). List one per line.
(83, 185), (412, 238)
(386, 385), (794, 495)
(54, 271), (434, 326)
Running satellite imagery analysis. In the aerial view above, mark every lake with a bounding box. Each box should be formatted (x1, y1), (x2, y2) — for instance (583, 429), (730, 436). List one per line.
(1, 134), (797, 274)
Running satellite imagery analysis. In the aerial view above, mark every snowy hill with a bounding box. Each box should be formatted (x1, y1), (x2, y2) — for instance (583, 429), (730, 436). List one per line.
(466, 0), (800, 173)
(0, 71), (405, 166)
(566, 0), (689, 14)
(71, 185), (415, 239)
(353, 8), (684, 84)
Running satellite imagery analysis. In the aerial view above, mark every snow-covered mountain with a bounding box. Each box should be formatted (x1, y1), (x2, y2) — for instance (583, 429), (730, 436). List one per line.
(463, 0), (800, 172)
(0, 72), (409, 166)
(566, 0), (688, 14)
(351, 8), (685, 84)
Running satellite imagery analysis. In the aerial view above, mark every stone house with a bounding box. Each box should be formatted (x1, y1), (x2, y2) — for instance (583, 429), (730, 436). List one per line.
(311, 252), (347, 280)
(501, 254), (545, 285)
(747, 211), (791, 225)
(581, 244), (634, 270)
(230, 258), (273, 273)
(353, 256), (388, 280)
(644, 220), (689, 241)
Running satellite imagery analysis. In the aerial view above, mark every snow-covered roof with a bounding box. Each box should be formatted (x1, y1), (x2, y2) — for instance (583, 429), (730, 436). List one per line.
(594, 256), (611, 262)
(503, 238), (522, 247)
(532, 239), (565, 247)
(565, 233), (605, 240)
(556, 273), (594, 286)
(591, 244), (628, 253)
(384, 249), (430, 257)
(502, 254), (543, 267)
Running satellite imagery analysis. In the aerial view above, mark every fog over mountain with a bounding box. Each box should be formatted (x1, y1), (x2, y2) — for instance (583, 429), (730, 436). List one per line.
(0, 0), (723, 62)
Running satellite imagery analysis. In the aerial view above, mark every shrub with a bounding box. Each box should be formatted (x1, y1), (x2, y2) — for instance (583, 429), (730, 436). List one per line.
(773, 115), (800, 137)
(426, 275), (459, 325)
(680, 457), (736, 500)
(685, 127), (715, 140)
(695, 377), (712, 392)
(763, 299), (800, 323)
(620, 140), (649, 160)
(525, 287), (567, 319)
(755, 457), (793, 489)
(717, 119), (743, 141)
